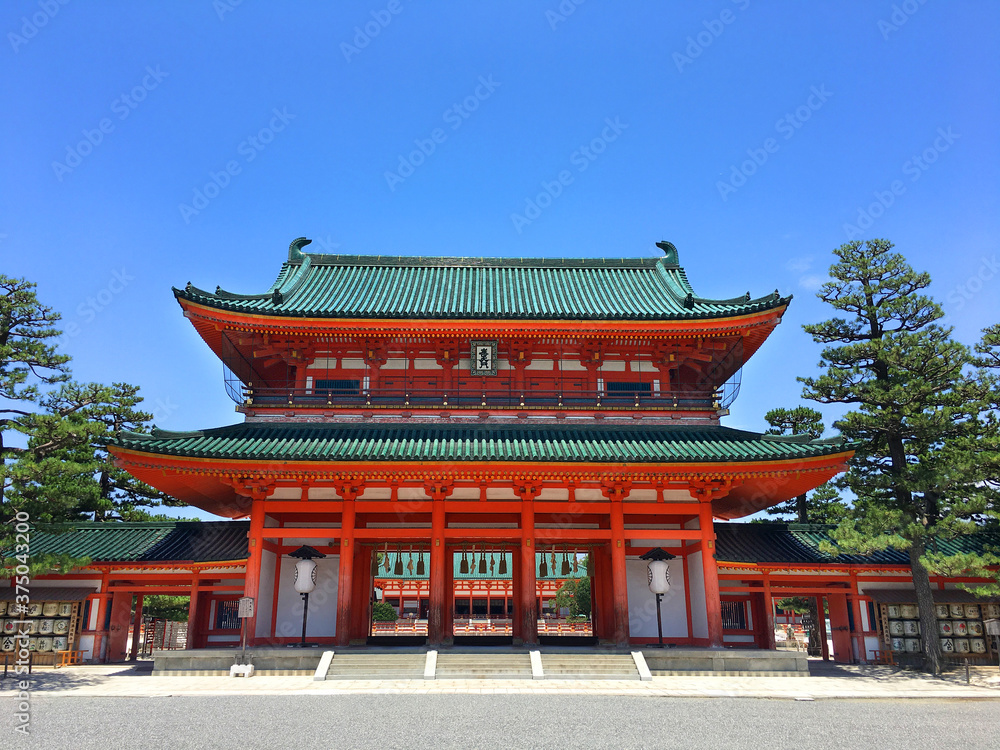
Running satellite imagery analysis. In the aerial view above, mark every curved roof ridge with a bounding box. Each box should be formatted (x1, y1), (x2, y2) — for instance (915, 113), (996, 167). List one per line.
(173, 238), (791, 322)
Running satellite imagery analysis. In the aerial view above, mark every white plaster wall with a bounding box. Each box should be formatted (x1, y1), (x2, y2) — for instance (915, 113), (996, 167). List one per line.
(687, 551), (708, 639)
(77, 633), (95, 661)
(626, 558), (688, 638)
(625, 489), (657, 502)
(207, 634), (240, 643)
(254, 549), (276, 637)
(273, 555), (340, 640)
(536, 487), (569, 500)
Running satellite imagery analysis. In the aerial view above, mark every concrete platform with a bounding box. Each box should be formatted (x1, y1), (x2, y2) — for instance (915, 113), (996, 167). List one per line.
(642, 647), (809, 676)
(151, 645), (807, 677)
(152, 647), (325, 676)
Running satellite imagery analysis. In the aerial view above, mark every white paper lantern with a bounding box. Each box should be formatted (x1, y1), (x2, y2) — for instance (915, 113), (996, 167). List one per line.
(293, 558), (318, 594)
(647, 560), (671, 595)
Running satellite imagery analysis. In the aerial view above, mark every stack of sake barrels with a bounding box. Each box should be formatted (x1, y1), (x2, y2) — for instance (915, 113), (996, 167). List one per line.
(0, 599), (76, 658)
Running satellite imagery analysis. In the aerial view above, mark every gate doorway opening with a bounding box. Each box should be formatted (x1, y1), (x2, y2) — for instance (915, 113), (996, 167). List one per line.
(453, 544), (513, 645)
(369, 544), (429, 645)
(537, 546), (596, 645)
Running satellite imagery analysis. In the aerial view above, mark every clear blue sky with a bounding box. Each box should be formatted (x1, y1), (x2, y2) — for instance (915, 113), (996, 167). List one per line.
(2, 2), (998, 518)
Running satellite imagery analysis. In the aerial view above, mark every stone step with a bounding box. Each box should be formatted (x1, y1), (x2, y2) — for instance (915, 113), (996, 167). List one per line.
(434, 654), (533, 679)
(325, 654), (427, 680)
(540, 655), (638, 679)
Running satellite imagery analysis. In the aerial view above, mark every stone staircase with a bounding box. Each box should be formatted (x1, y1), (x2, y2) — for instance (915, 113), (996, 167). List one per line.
(324, 652), (427, 680)
(434, 652), (533, 680)
(540, 653), (639, 680)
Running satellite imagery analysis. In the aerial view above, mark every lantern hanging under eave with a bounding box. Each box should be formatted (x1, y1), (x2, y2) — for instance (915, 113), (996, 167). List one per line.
(647, 560), (671, 595)
(293, 558), (318, 594)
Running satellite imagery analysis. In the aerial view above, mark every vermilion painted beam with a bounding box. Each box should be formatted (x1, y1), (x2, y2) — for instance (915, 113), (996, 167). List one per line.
(535, 528), (612, 540)
(106, 586), (243, 594)
(623, 529), (702, 540)
(443, 529), (522, 540)
(535, 502), (610, 514)
(720, 586), (852, 594)
(262, 528), (343, 539)
(179, 296), (787, 338)
(265, 501), (344, 513)
(623, 503), (699, 515)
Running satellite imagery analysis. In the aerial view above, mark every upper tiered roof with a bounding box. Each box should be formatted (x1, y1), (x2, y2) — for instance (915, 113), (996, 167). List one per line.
(174, 239), (790, 322)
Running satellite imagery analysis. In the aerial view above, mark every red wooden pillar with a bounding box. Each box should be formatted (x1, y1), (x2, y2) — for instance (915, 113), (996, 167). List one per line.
(599, 540), (615, 643)
(761, 572), (776, 650)
(426, 480), (453, 645)
(186, 572), (202, 649)
(603, 481), (631, 647)
(817, 596), (830, 660)
(828, 593), (854, 663)
(698, 500), (724, 648)
(517, 481), (540, 646)
(350, 543), (370, 642)
(609, 500), (629, 647)
(106, 591), (132, 662)
(129, 594), (144, 661)
(240, 490), (270, 646)
(443, 544), (454, 645)
(335, 483), (360, 647)
(511, 546), (523, 643)
(92, 570), (111, 662)
(428, 499), (446, 645)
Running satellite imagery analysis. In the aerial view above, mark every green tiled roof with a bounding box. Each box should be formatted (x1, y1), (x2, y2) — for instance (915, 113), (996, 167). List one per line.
(715, 523), (1000, 566)
(8, 522), (250, 563)
(174, 239), (790, 321)
(22, 521), (996, 570)
(111, 423), (850, 464)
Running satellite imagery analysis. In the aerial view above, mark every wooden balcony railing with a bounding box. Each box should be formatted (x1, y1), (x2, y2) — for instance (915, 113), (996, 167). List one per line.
(242, 386), (722, 411)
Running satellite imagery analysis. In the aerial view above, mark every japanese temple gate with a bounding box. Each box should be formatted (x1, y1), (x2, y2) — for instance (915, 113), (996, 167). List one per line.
(100, 239), (856, 650)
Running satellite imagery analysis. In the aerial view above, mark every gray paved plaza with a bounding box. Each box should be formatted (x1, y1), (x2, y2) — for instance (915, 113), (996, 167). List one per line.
(4, 694), (1000, 750)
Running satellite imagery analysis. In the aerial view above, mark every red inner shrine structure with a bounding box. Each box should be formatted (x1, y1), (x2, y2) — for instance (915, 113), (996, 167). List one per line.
(98, 238), (855, 652)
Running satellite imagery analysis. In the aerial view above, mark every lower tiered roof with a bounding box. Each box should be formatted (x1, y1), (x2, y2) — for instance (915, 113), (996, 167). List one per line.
(13, 521), (999, 569)
(113, 422), (849, 463)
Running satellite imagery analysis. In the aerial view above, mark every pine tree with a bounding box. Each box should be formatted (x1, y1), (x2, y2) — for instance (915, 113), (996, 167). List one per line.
(83, 382), (186, 521)
(764, 406), (824, 522)
(800, 239), (997, 674)
(2, 276), (186, 573)
(0, 275), (71, 523)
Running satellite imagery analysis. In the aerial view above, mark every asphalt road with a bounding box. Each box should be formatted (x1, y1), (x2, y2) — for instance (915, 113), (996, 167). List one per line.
(4, 695), (998, 750)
